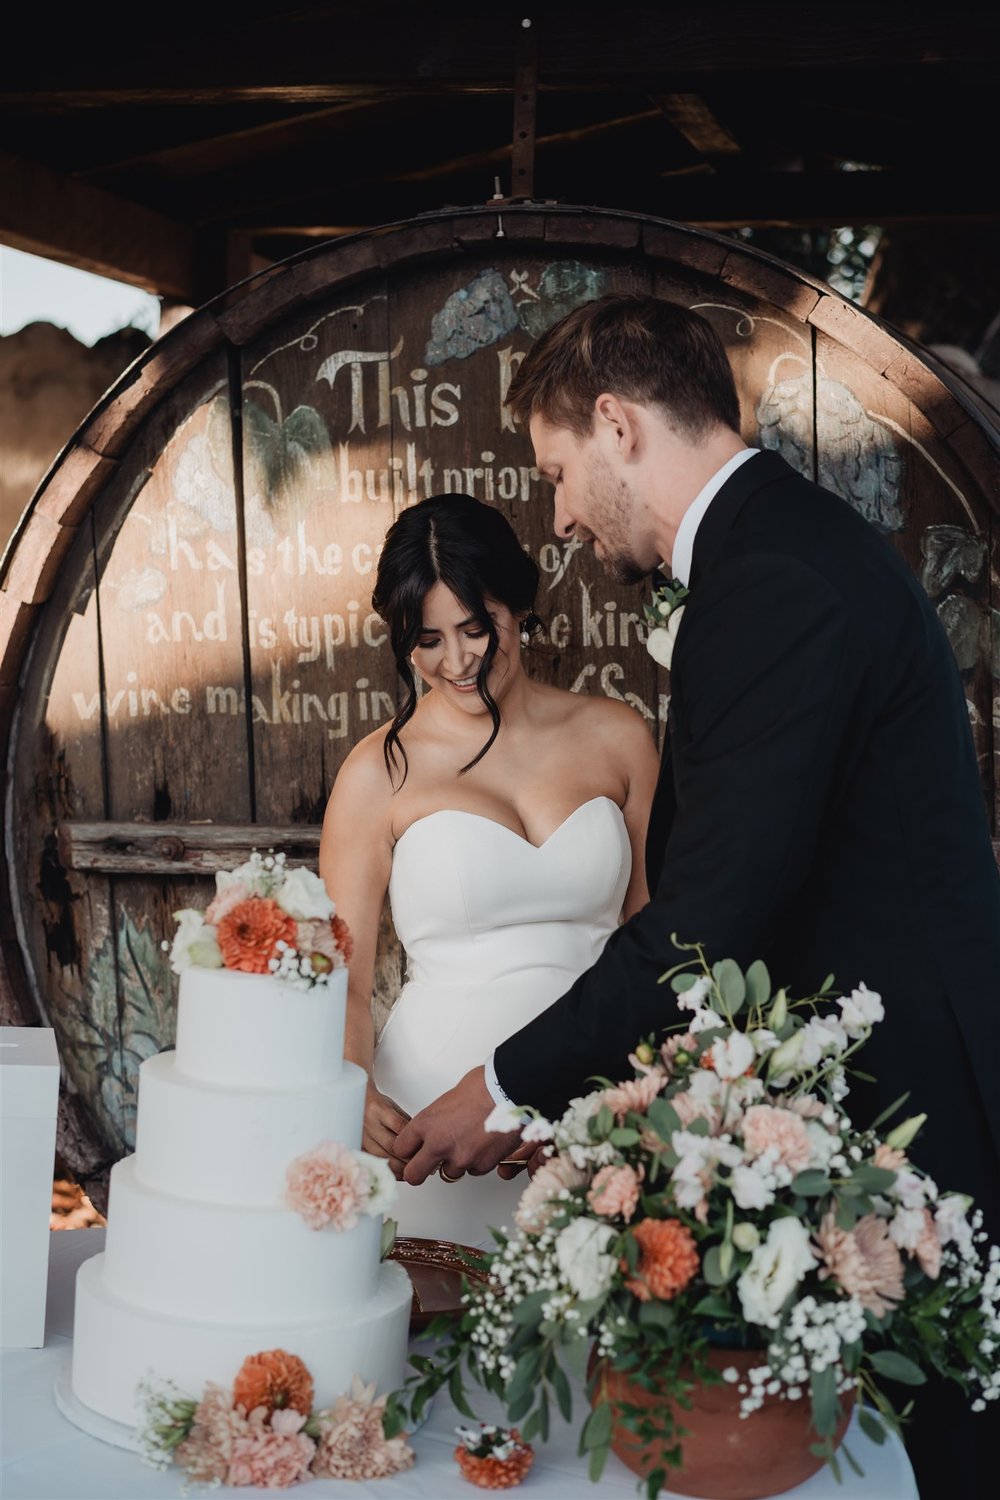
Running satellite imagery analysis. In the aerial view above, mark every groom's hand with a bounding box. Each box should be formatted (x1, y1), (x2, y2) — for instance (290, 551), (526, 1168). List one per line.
(393, 1065), (521, 1185)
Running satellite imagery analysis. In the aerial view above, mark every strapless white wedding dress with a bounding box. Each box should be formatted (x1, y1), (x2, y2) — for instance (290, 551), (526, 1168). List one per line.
(374, 795), (631, 1248)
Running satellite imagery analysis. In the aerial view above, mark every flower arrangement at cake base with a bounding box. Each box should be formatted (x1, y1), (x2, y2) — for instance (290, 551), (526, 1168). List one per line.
(138, 1350), (414, 1490)
(454, 1423), (534, 1489)
(386, 942), (1000, 1500)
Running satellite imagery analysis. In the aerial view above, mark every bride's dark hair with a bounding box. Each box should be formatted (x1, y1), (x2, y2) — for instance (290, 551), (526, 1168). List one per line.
(371, 494), (541, 784)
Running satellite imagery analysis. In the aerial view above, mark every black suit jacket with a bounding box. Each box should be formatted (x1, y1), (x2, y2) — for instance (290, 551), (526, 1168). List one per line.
(496, 450), (1000, 1224)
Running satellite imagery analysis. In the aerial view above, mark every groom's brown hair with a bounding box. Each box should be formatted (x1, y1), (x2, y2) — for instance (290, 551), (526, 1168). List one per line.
(504, 292), (741, 439)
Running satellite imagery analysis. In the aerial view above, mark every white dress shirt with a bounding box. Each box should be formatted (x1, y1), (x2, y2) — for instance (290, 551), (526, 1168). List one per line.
(484, 447), (762, 1109)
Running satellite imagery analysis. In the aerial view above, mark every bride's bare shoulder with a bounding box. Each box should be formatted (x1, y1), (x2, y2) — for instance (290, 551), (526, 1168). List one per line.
(325, 726), (395, 813)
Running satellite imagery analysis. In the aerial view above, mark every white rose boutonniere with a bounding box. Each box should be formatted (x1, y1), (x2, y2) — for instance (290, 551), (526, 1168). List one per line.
(643, 578), (690, 670)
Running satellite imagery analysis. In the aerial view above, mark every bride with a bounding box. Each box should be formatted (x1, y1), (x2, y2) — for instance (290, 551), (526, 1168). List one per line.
(319, 493), (658, 1247)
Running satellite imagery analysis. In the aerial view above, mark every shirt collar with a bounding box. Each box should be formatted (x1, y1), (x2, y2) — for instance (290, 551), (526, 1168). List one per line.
(669, 448), (760, 587)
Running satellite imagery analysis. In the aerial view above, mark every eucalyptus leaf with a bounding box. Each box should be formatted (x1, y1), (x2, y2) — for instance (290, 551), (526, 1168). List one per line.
(745, 959), (771, 1007)
(810, 1366), (838, 1437)
(849, 1164), (898, 1193)
(702, 1245), (734, 1286)
(713, 958), (746, 1012)
(646, 1098), (682, 1141)
(791, 1170), (832, 1197)
(550, 1362), (573, 1422)
(857, 1407), (887, 1445)
(868, 1351), (926, 1385)
(581, 1399), (613, 1450)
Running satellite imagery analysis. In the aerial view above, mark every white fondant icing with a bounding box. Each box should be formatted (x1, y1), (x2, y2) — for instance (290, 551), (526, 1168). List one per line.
(70, 963), (410, 1437)
(71, 1251), (412, 1428)
(102, 1156), (381, 1322)
(134, 1053), (367, 1204)
(173, 967), (347, 1088)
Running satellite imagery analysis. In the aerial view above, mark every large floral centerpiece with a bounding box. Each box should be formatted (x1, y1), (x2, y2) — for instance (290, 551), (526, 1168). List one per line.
(165, 851), (352, 987)
(388, 944), (1000, 1497)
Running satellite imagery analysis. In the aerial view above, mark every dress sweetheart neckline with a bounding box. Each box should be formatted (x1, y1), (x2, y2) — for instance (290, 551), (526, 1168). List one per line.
(392, 795), (622, 852)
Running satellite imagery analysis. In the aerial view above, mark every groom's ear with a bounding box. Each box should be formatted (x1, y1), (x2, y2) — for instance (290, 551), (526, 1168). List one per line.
(594, 393), (640, 458)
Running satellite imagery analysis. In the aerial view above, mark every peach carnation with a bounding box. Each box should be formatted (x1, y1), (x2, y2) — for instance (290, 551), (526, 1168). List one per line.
(814, 1211), (905, 1317)
(909, 1207), (942, 1279)
(227, 1407), (316, 1488)
(874, 1143), (908, 1172)
(601, 1070), (667, 1119)
(671, 1089), (722, 1132)
(588, 1163), (643, 1223)
(232, 1349), (314, 1418)
(514, 1155), (587, 1234)
(285, 1141), (365, 1230)
(216, 897), (296, 973)
(624, 1217), (700, 1303)
(312, 1376), (414, 1480)
(174, 1382), (249, 1485)
(741, 1104), (812, 1174)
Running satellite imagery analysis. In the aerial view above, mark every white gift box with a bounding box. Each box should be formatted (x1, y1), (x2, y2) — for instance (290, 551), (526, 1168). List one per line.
(1, 1025), (59, 1347)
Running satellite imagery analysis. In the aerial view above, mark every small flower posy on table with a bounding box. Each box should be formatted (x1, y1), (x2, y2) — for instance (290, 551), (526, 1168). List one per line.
(386, 941), (1000, 1497)
(454, 1422), (535, 1489)
(643, 577), (689, 670)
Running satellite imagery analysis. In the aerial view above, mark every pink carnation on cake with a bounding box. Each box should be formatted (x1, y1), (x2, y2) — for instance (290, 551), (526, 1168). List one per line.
(295, 918), (347, 969)
(312, 1376), (414, 1481)
(741, 1104), (813, 1174)
(588, 1163), (643, 1222)
(285, 1142), (365, 1230)
(205, 879), (251, 925)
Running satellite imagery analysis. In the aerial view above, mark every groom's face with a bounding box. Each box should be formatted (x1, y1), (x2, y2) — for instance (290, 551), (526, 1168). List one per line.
(530, 413), (650, 586)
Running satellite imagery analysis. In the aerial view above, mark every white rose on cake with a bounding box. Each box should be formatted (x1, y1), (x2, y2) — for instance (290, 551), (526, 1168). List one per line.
(166, 909), (222, 974)
(276, 865), (336, 921)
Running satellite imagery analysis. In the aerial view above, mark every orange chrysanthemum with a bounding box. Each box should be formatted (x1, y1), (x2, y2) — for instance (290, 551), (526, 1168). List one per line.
(455, 1432), (534, 1490)
(232, 1349), (314, 1417)
(216, 898), (297, 974)
(332, 914), (354, 964)
(625, 1218), (700, 1303)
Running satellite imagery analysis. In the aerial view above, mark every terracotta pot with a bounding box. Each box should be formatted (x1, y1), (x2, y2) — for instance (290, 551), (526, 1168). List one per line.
(591, 1348), (854, 1499)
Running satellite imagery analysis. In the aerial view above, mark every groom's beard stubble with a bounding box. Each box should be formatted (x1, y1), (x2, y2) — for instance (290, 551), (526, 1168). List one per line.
(582, 455), (649, 587)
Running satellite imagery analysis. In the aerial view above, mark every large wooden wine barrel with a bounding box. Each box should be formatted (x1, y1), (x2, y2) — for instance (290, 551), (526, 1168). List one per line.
(2, 205), (997, 1207)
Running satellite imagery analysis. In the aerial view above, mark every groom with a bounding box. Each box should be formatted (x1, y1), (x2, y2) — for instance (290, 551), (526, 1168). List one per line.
(392, 294), (1000, 1492)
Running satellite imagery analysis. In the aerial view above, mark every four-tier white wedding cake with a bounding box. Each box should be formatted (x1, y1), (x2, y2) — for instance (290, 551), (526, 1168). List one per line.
(68, 857), (412, 1434)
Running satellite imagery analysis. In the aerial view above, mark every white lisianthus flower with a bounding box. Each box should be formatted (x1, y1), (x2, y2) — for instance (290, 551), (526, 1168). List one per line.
(646, 606), (685, 670)
(838, 982), (884, 1038)
(168, 909), (222, 974)
(711, 1030), (756, 1080)
(554, 1217), (617, 1301)
(737, 1217), (817, 1327)
(934, 1194), (974, 1252)
(676, 975), (714, 1012)
(359, 1153), (398, 1215)
(730, 1162), (777, 1211)
(892, 1168), (935, 1210)
(804, 1121), (841, 1170)
(796, 1015), (849, 1068)
(749, 1028), (780, 1055)
(485, 1101), (528, 1133)
(889, 1206), (928, 1252)
(276, 865), (335, 921)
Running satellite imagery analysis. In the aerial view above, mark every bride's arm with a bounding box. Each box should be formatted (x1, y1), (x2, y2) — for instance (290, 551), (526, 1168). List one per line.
(607, 701), (660, 920)
(319, 737), (410, 1160)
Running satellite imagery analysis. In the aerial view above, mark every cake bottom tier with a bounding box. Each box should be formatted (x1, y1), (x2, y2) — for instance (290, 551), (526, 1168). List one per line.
(71, 1250), (413, 1429)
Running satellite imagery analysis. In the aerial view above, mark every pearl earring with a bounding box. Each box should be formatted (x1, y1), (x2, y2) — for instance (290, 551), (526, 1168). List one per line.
(519, 624), (530, 645)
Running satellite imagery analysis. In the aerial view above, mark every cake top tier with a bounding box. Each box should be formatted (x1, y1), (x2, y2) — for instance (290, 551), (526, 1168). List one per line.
(165, 851), (354, 1086)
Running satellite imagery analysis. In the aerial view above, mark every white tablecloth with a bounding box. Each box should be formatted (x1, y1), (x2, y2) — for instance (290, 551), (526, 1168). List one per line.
(0, 1230), (918, 1500)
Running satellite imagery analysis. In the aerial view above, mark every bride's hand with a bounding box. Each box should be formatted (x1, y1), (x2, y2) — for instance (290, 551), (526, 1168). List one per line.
(363, 1083), (411, 1168)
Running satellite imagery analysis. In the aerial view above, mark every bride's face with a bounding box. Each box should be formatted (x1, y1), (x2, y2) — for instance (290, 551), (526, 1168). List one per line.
(410, 581), (520, 713)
